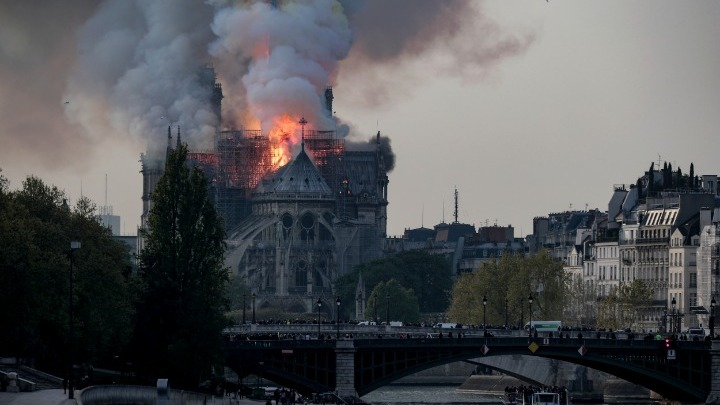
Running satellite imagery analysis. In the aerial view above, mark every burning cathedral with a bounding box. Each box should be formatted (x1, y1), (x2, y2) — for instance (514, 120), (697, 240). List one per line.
(140, 66), (392, 315)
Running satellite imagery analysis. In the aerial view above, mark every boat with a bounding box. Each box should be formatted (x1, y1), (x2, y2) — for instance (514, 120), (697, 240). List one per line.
(500, 386), (570, 405)
(529, 389), (570, 405)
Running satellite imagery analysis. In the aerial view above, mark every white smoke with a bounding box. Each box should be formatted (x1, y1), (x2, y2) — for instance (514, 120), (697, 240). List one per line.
(57, 0), (528, 164)
(209, 0), (352, 134)
(63, 0), (217, 159)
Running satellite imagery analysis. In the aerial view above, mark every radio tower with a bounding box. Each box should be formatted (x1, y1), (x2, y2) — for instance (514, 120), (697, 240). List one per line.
(453, 187), (459, 224)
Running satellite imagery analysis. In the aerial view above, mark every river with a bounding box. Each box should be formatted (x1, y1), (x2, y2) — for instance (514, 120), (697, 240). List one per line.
(359, 385), (662, 405)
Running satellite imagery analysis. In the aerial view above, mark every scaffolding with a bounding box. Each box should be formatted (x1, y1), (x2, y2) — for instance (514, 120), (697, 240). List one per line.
(304, 130), (344, 190)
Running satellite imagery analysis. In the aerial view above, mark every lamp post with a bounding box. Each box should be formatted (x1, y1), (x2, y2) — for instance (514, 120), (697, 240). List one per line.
(385, 293), (390, 325)
(504, 297), (508, 329)
(373, 296), (377, 325)
(336, 297), (341, 339)
(711, 297), (716, 338)
(316, 298), (322, 339)
(242, 293), (246, 325)
(257, 362), (264, 389)
(671, 297), (677, 335)
(482, 296), (487, 338)
(67, 241), (81, 400)
(252, 293), (256, 324)
(528, 294), (533, 337)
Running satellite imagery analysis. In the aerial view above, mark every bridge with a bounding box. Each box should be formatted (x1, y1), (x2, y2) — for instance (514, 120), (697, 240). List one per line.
(224, 333), (720, 404)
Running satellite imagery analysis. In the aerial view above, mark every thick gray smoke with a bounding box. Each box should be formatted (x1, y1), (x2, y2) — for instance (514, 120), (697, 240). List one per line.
(0, 0), (532, 170)
(64, 0), (217, 160)
(210, 0), (351, 138)
(337, 0), (535, 106)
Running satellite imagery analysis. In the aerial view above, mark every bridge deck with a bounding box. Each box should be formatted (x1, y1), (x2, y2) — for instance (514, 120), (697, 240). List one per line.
(225, 336), (712, 403)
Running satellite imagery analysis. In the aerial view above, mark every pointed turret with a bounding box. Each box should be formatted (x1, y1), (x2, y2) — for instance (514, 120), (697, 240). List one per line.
(165, 125), (173, 161)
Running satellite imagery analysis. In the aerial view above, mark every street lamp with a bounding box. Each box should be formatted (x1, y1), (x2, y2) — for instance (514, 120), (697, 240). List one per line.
(252, 293), (256, 324)
(373, 296), (377, 324)
(671, 297), (677, 335)
(711, 297), (716, 338)
(242, 293), (246, 325)
(317, 298), (322, 339)
(257, 361), (264, 389)
(482, 296), (487, 338)
(504, 297), (508, 329)
(67, 241), (81, 400)
(336, 297), (341, 339)
(528, 294), (533, 337)
(385, 293), (390, 325)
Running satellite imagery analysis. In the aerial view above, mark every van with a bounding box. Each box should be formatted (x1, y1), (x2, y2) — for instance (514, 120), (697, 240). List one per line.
(434, 323), (458, 329)
(687, 328), (705, 339)
(525, 321), (562, 333)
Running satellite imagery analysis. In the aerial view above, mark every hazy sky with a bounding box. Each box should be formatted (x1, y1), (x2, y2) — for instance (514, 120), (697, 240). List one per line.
(1, 1), (718, 237)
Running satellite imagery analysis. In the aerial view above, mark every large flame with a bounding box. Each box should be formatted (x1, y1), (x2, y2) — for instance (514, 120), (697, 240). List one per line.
(268, 114), (299, 168)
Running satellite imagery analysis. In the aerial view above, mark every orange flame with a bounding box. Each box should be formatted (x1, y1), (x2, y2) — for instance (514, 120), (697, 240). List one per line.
(268, 114), (299, 168)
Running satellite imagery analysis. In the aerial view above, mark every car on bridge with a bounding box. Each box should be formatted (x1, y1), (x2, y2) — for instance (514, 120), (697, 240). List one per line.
(687, 328), (706, 339)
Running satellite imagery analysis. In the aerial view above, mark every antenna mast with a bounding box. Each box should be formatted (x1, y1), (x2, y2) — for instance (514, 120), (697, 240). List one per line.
(453, 187), (459, 224)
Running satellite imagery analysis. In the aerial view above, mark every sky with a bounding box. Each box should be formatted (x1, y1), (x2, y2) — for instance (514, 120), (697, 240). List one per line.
(0, 1), (719, 238)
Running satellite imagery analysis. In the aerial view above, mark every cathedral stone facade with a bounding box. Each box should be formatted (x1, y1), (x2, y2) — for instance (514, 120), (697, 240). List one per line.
(224, 137), (389, 316)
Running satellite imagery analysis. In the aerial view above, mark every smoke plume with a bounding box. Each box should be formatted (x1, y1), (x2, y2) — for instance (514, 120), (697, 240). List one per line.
(338, 0), (535, 106)
(210, 0), (352, 136)
(0, 0), (532, 171)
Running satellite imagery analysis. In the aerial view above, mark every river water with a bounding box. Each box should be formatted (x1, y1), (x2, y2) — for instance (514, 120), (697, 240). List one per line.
(359, 385), (662, 405)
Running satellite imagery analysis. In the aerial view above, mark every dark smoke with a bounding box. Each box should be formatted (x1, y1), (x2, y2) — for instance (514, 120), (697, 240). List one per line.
(0, 0), (100, 172)
(337, 0), (534, 106)
(0, 0), (530, 174)
(375, 134), (395, 172)
(342, 0), (476, 61)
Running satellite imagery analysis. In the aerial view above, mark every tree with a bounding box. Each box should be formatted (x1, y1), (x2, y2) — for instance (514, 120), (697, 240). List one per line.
(0, 174), (135, 374)
(596, 280), (652, 331)
(225, 275), (251, 324)
(134, 143), (229, 388)
(566, 275), (599, 327)
(364, 279), (420, 324)
(689, 163), (695, 188)
(334, 250), (452, 319)
(448, 251), (569, 327)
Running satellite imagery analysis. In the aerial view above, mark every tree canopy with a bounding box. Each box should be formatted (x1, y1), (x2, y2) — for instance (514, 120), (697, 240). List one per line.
(597, 280), (653, 331)
(364, 279), (420, 324)
(448, 251), (569, 327)
(0, 172), (135, 374)
(334, 250), (452, 320)
(134, 143), (230, 388)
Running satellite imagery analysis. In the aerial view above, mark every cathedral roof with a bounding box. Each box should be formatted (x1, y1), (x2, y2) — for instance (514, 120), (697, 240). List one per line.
(256, 146), (333, 198)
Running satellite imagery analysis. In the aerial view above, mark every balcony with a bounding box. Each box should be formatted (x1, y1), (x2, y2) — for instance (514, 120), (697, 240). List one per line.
(634, 237), (670, 245)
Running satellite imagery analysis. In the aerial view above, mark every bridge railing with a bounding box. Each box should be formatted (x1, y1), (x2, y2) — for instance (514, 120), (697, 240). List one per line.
(349, 336), (710, 350)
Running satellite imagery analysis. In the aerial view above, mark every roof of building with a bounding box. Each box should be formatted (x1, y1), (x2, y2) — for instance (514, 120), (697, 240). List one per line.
(255, 146), (333, 198)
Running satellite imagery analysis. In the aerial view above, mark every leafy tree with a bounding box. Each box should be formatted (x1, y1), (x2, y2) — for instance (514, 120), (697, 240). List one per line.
(689, 163), (695, 188)
(0, 174), (134, 374)
(134, 143), (229, 388)
(565, 276), (598, 328)
(597, 280), (652, 331)
(225, 275), (252, 324)
(364, 279), (420, 324)
(448, 251), (569, 327)
(334, 250), (452, 319)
